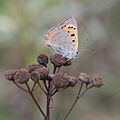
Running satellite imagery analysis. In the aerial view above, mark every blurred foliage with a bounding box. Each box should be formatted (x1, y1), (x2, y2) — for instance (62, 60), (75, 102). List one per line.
(0, 0), (120, 120)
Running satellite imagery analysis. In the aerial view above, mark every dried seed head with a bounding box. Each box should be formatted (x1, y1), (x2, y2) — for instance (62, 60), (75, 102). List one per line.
(63, 60), (71, 66)
(92, 75), (104, 88)
(27, 64), (44, 73)
(52, 73), (77, 88)
(30, 68), (49, 81)
(37, 54), (49, 67)
(5, 69), (17, 81)
(14, 69), (29, 84)
(68, 76), (77, 87)
(50, 54), (69, 67)
(79, 72), (91, 84)
(53, 73), (69, 88)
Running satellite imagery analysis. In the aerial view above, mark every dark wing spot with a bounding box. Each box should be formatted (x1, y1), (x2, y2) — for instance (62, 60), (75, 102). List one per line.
(74, 28), (76, 30)
(68, 26), (71, 29)
(72, 40), (75, 42)
(70, 27), (73, 28)
(68, 31), (70, 33)
(76, 51), (79, 54)
(71, 34), (75, 37)
(64, 25), (66, 27)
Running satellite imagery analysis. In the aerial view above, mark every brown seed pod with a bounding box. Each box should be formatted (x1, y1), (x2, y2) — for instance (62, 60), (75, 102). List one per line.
(14, 69), (29, 84)
(5, 69), (18, 81)
(27, 64), (44, 73)
(30, 68), (49, 81)
(50, 54), (70, 67)
(92, 75), (104, 88)
(79, 72), (91, 84)
(37, 54), (49, 67)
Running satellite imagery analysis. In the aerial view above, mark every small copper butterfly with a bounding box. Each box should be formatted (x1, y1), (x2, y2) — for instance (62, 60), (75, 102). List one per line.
(45, 16), (79, 59)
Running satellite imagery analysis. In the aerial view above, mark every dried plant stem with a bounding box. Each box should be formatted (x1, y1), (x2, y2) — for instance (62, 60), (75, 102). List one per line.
(53, 66), (57, 74)
(51, 88), (58, 96)
(25, 82), (46, 119)
(63, 83), (94, 120)
(46, 80), (51, 120)
(31, 81), (37, 92)
(43, 80), (49, 92)
(13, 81), (28, 93)
(46, 66), (58, 120)
(63, 82), (84, 120)
(56, 67), (61, 73)
(38, 81), (47, 95)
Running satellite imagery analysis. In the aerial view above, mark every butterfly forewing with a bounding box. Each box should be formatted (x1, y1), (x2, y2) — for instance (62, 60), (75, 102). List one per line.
(45, 16), (79, 59)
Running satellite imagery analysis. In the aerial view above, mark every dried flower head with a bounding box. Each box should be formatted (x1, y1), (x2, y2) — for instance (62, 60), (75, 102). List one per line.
(52, 73), (77, 88)
(14, 69), (29, 84)
(79, 72), (91, 84)
(30, 68), (49, 81)
(63, 60), (71, 66)
(37, 54), (49, 67)
(50, 54), (70, 67)
(5, 69), (17, 81)
(27, 64), (44, 73)
(92, 75), (104, 88)
(68, 76), (77, 87)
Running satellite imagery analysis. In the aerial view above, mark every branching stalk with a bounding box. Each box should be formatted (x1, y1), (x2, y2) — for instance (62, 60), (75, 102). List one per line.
(25, 82), (46, 119)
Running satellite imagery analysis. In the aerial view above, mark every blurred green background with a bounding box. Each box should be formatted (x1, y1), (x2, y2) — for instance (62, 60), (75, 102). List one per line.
(0, 0), (120, 120)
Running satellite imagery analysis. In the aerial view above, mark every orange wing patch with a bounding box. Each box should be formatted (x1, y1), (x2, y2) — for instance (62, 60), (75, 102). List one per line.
(62, 24), (78, 50)
(45, 30), (59, 46)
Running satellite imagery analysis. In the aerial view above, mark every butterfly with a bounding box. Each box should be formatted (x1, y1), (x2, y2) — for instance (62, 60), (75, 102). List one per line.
(45, 16), (79, 59)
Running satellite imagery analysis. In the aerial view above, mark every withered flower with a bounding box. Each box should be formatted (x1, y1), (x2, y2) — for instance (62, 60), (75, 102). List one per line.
(52, 73), (77, 88)
(79, 72), (91, 84)
(63, 60), (71, 66)
(66, 76), (77, 87)
(30, 68), (49, 81)
(37, 54), (49, 67)
(14, 69), (29, 84)
(92, 75), (104, 88)
(5, 69), (17, 81)
(50, 54), (70, 67)
(27, 64), (44, 73)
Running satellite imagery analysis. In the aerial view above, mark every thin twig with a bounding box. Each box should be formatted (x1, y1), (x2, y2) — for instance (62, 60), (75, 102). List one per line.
(25, 82), (46, 119)
(43, 80), (48, 92)
(53, 66), (57, 74)
(37, 81), (47, 95)
(56, 67), (61, 73)
(51, 88), (58, 96)
(50, 66), (57, 93)
(63, 82), (93, 120)
(31, 81), (37, 92)
(13, 81), (28, 93)
(46, 80), (51, 120)
(51, 86), (56, 93)
(77, 85), (94, 98)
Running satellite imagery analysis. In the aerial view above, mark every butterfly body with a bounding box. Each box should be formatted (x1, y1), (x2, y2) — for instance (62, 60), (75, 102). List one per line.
(45, 16), (79, 59)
